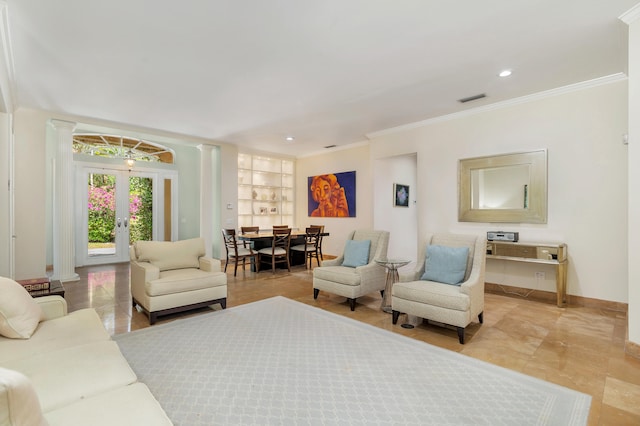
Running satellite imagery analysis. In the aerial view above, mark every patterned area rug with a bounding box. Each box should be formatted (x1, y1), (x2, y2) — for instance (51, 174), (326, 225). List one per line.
(114, 297), (590, 425)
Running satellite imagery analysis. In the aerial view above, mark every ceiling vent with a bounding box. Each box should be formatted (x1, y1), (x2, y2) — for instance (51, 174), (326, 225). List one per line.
(324, 144), (337, 149)
(458, 93), (486, 103)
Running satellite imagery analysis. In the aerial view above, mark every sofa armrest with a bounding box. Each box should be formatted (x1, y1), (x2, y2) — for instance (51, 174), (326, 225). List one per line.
(131, 261), (160, 281)
(320, 257), (343, 267)
(399, 271), (421, 282)
(34, 295), (68, 320)
(199, 257), (222, 272)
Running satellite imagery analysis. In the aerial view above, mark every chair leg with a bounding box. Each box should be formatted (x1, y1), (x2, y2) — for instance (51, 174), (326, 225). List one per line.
(149, 312), (158, 325)
(220, 298), (227, 309)
(478, 311), (484, 324)
(233, 259), (238, 277)
(380, 289), (384, 298)
(457, 327), (465, 344)
(223, 257), (228, 272)
(348, 298), (356, 311)
(392, 310), (400, 324)
(313, 288), (319, 299)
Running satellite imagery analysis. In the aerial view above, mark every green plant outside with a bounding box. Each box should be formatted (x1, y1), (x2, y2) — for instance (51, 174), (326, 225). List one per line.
(87, 175), (152, 245)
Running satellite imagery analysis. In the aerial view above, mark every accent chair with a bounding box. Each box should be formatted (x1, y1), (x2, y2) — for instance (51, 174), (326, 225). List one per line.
(313, 229), (389, 311)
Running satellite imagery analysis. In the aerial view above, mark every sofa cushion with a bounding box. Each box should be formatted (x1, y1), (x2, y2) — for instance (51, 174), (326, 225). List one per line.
(0, 367), (48, 426)
(0, 308), (111, 364)
(342, 239), (371, 267)
(135, 238), (205, 271)
(44, 383), (172, 426)
(313, 266), (362, 286)
(393, 280), (470, 311)
(147, 268), (227, 297)
(0, 277), (43, 339)
(4, 341), (137, 412)
(421, 245), (469, 285)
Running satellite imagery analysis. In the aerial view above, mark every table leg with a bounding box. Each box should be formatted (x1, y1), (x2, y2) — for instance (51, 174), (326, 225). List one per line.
(381, 267), (397, 313)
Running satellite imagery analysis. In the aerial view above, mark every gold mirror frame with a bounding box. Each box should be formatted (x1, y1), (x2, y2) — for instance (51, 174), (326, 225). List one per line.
(458, 149), (547, 223)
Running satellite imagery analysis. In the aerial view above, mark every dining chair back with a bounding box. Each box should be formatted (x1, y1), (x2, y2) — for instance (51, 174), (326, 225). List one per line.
(257, 228), (292, 273)
(222, 228), (257, 276)
(290, 227), (322, 269)
(309, 224), (325, 260)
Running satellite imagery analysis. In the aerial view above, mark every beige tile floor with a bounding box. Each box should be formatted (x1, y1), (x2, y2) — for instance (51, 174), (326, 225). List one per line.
(65, 263), (640, 425)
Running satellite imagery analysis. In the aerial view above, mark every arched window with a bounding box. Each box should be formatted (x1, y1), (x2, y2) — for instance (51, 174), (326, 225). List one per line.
(72, 134), (175, 164)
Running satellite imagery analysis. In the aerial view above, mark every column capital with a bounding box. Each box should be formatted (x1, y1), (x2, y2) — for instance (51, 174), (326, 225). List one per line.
(197, 144), (215, 153)
(49, 119), (77, 131)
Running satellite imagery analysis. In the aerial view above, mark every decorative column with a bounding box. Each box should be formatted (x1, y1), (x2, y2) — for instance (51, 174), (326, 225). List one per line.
(50, 119), (79, 282)
(198, 144), (214, 257)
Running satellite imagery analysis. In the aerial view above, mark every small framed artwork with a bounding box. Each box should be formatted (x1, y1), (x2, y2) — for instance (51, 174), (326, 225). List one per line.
(259, 207), (268, 215)
(394, 183), (409, 207)
(270, 207), (278, 214)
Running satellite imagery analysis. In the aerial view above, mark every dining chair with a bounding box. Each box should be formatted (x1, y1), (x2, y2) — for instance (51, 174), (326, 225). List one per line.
(309, 224), (325, 260)
(222, 228), (257, 276)
(257, 227), (292, 273)
(290, 227), (321, 269)
(272, 225), (289, 229)
(240, 226), (260, 249)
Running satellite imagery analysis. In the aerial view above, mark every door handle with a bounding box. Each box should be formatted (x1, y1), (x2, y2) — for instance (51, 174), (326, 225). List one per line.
(117, 218), (122, 228)
(124, 217), (129, 228)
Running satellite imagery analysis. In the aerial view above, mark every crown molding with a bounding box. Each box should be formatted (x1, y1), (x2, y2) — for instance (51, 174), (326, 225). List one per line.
(367, 73), (628, 140)
(619, 3), (640, 24)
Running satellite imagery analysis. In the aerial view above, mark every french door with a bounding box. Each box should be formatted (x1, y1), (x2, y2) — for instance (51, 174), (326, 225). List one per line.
(76, 165), (176, 266)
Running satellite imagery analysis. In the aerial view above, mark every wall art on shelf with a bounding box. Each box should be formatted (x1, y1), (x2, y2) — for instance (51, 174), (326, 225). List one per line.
(307, 171), (356, 217)
(259, 207), (268, 215)
(394, 183), (409, 207)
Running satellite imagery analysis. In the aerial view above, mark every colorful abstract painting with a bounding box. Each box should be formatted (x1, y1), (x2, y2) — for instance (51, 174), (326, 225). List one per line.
(307, 171), (356, 217)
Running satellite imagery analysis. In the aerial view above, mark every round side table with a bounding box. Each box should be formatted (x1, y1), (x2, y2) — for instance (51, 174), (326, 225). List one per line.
(375, 258), (411, 313)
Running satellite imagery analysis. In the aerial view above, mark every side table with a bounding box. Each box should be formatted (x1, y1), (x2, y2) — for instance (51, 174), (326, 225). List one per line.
(375, 258), (411, 313)
(27, 280), (65, 298)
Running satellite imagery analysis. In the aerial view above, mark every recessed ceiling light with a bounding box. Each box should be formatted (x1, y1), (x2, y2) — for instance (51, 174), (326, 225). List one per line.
(499, 70), (512, 77)
(285, 136), (294, 142)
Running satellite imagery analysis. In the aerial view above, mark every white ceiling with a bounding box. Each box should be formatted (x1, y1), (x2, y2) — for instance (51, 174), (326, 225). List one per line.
(5, 0), (639, 157)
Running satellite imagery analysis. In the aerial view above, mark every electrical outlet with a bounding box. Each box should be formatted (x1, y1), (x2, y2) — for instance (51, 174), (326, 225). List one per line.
(535, 271), (545, 280)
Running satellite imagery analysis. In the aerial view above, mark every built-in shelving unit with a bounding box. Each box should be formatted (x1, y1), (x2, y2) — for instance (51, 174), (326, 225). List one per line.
(238, 153), (294, 229)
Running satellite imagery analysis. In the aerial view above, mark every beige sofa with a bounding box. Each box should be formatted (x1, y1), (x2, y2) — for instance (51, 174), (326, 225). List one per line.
(130, 237), (228, 324)
(0, 277), (172, 426)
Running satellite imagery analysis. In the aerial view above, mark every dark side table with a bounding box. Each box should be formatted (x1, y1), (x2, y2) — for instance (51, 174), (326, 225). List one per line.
(24, 280), (65, 298)
(375, 259), (411, 313)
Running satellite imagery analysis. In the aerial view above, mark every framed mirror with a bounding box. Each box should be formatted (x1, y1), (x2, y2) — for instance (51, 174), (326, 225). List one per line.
(458, 149), (547, 223)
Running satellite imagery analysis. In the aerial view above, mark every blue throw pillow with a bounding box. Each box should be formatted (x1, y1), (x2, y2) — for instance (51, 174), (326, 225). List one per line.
(421, 245), (469, 285)
(342, 239), (371, 268)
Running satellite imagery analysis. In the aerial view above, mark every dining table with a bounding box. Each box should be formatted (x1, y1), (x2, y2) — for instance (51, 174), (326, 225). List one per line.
(238, 229), (330, 271)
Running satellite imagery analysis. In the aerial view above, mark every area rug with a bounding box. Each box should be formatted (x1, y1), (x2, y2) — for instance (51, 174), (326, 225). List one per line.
(114, 296), (590, 425)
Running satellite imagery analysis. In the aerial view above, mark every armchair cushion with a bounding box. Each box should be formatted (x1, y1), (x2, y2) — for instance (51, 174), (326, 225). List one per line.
(342, 239), (371, 267)
(134, 237), (205, 271)
(421, 245), (469, 285)
(0, 278), (43, 339)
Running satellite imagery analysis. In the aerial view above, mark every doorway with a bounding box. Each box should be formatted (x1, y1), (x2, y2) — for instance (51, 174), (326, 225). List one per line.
(76, 165), (176, 266)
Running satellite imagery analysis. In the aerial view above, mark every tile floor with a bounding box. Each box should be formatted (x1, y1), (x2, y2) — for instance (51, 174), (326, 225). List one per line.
(64, 262), (640, 425)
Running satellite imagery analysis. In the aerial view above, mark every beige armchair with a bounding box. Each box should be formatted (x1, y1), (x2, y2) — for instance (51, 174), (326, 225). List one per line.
(313, 229), (389, 311)
(130, 237), (227, 324)
(391, 233), (486, 344)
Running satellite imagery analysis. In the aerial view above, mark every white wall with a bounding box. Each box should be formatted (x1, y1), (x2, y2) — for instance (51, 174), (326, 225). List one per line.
(295, 144), (373, 257)
(373, 154), (417, 269)
(369, 80), (628, 303)
(627, 16), (640, 344)
(0, 112), (10, 277)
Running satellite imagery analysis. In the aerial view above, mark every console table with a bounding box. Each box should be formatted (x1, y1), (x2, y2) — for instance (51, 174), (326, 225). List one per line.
(486, 241), (567, 307)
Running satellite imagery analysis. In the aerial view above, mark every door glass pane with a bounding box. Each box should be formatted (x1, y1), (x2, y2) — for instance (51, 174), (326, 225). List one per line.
(129, 176), (153, 245)
(87, 173), (116, 257)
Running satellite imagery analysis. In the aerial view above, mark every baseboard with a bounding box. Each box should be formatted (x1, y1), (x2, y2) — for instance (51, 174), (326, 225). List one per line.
(484, 282), (628, 313)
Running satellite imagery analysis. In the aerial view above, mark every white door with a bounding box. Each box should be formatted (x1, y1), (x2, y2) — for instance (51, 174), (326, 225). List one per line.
(76, 166), (174, 266)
